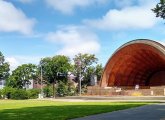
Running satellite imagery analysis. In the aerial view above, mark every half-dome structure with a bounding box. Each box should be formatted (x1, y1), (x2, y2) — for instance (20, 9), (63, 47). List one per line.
(101, 39), (165, 88)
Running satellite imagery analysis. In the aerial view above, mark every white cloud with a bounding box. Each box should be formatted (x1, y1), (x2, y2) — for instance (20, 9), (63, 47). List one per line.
(0, 0), (35, 35)
(6, 56), (41, 71)
(113, 0), (134, 8)
(18, 0), (33, 4)
(112, 0), (157, 8)
(46, 26), (100, 57)
(45, 0), (107, 14)
(84, 0), (159, 30)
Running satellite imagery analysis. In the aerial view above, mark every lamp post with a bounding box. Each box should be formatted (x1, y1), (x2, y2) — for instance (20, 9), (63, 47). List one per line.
(0, 56), (3, 86)
(0, 56), (3, 90)
(39, 59), (43, 99)
(76, 59), (82, 96)
(0, 56), (3, 80)
(40, 64), (43, 98)
(79, 67), (81, 96)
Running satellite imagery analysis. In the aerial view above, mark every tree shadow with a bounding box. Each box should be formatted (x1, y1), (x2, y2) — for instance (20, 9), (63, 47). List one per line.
(0, 103), (146, 120)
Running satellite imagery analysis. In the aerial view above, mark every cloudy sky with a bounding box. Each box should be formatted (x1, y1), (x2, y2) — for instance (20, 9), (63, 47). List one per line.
(0, 0), (164, 70)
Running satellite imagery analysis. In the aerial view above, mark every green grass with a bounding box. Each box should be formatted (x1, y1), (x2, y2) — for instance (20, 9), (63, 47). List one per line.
(0, 100), (150, 120)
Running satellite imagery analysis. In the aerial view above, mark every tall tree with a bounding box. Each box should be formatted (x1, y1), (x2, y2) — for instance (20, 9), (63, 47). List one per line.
(152, 0), (165, 19)
(0, 52), (10, 81)
(73, 53), (98, 75)
(73, 53), (98, 92)
(7, 64), (37, 89)
(40, 55), (71, 97)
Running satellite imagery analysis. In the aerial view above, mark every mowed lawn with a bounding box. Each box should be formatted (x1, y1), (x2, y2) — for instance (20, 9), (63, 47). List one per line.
(0, 100), (150, 120)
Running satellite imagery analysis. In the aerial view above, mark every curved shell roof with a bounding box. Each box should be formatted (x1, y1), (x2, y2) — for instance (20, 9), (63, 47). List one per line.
(100, 39), (165, 87)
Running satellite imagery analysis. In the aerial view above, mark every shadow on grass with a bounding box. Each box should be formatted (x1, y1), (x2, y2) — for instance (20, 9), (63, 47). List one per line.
(0, 103), (146, 120)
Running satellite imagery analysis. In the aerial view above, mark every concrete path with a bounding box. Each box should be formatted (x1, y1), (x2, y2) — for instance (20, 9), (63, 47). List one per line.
(42, 96), (165, 102)
(72, 103), (165, 120)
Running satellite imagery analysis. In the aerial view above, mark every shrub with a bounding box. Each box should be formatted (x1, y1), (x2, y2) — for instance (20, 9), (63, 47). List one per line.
(1, 87), (15, 99)
(27, 89), (40, 99)
(10, 89), (28, 100)
(56, 81), (68, 97)
(43, 86), (53, 97)
(0, 89), (2, 99)
(68, 81), (77, 96)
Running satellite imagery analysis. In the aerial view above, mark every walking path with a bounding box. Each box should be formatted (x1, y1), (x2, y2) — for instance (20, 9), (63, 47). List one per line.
(41, 96), (165, 102)
(72, 103), (165, 120)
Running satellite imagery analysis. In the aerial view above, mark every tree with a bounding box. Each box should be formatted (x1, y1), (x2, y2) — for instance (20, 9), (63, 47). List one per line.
(152, 0), (165, 19)
(7, 64), (37, 89)
(40, 55), (71, 97)
(73, 53), (98, 92)
(83, 66), (95, 86)
(0, 52), (10, 81)
(73, 53), (98, 76)
(95, 64), (104, 81)
(83, 64), (103, 86)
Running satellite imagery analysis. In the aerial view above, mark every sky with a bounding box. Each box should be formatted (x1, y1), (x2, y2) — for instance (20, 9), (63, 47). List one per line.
(0, 0), (165, 71)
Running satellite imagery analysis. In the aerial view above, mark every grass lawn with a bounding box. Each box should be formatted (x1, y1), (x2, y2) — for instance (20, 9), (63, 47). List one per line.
(0, 100), (151, 120)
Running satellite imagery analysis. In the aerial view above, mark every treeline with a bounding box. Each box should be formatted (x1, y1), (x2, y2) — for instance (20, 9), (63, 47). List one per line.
(0, 52), (103, 99)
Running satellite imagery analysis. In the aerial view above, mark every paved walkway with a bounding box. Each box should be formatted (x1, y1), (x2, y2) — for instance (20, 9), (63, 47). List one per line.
(41, 96), (165, 102)
(72, 103), (165, 120)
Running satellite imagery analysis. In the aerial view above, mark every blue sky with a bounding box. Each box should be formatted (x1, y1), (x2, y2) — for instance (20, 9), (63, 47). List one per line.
(0, 0), (164, 70)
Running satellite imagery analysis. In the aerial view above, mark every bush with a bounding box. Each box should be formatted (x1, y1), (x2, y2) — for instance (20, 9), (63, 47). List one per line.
(1, 87), (41, 99)
(0, 89), (2, 99)
(68, 81), (77, 96)
(10, 89), (28, 100)
(43, 86), (53, 97)
(56, 81), (68, 97)
(27, 89), (40, 99)
(1, 87), (15, 99)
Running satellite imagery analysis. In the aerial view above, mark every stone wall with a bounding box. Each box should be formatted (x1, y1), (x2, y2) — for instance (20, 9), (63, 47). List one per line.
(86, 86), (165, 96)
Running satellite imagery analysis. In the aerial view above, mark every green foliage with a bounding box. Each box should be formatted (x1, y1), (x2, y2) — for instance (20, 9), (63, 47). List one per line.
(152, 0), (165, 19)
(56, 81), (77, 97)
(73, 53), (103, 87)
(56, 81), (68, 97)
(0, 89), (2, 99)
(83, 66), (95, 86)
(6, 75), (18, 88)
(1, 87), (15, 99)
(73, 53), (98, 75)
(41, 55), (71, 84)
(27, 89), (40, 99)
(40, 55), (71, 97)
(95, 64), (104, 81)
(43, 85), (53, 97)
(67, 81), (77, 96)
(7, 64), (37, 89)
(2, 87), (28, 99)
(83, 64), (103, 86)
(10, 89), (28, 100)
(1, 87), (40, 99)
(73, 53), (98, 85)
(0, 51), (10, 81)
